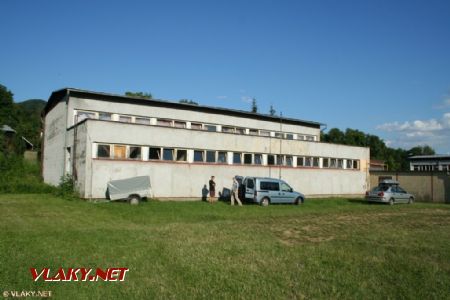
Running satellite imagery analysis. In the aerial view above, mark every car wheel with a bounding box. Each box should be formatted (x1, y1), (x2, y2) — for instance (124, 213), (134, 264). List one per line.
(389, 198), (394, 206)
(295, 197), (303, 205)
(260, 197), (270, 207)
(408, 197), (414, 204)
(128, 195), (140, 205)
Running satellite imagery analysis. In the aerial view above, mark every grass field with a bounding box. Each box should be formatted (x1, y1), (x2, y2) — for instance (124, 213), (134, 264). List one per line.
(1, 195), (449, 299)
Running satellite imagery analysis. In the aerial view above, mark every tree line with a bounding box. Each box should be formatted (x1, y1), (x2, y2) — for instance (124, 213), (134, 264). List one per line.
(321, 128), (435, 171)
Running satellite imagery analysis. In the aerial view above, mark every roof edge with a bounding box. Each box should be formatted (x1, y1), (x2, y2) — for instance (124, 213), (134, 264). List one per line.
(45, 88), (324, 128)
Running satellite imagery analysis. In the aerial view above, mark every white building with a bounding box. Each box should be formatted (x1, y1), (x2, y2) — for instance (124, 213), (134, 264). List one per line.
(42, 88), (370, 199)
(409, 155), (450, 172)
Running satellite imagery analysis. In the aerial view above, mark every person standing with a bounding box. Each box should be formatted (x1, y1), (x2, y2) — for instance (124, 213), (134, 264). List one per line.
(208, 176), (216, 203)
(231, 176), (243, 206)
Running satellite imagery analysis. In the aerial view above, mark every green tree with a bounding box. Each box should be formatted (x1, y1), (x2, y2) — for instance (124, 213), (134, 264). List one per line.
(179, 99), (198, 105)
(251, 98), (258, 113)
(0, 84), (17, 128)
(125, 91), (152, 99)
(407, 145), (435, 156)
(323, 128), (345, 144)
(269, 105), (276, 116)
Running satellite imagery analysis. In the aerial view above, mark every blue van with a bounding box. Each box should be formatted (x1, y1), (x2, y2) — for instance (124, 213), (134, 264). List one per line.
(241, 177), (305, 206)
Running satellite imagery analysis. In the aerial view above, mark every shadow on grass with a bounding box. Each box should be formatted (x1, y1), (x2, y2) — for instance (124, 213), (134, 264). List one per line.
(346, 199), (378, 205)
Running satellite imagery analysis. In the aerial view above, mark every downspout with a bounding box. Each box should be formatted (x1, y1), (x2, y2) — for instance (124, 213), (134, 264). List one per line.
(279, 112), (282, 179)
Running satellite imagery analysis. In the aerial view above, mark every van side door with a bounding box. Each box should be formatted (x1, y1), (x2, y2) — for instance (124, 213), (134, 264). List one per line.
(280, 182), (296, 203)
(244, 178), (255, 200)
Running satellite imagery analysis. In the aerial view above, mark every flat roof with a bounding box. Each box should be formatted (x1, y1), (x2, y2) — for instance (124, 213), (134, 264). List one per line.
(44, 88), (324, 129)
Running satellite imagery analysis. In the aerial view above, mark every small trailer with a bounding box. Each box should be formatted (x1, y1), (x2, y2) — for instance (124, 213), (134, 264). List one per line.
(107, 176), (152, 205)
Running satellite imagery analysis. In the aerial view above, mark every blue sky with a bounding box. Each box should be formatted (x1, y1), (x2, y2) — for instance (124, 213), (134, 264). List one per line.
(1, 0), (450, 153)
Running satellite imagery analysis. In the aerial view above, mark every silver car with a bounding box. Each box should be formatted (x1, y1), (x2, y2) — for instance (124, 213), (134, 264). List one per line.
(365, 180), (414, 205)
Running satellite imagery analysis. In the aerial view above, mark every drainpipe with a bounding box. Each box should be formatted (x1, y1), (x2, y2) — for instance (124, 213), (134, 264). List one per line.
(279, 112), (282, 179)
(431, 170), (434, 202)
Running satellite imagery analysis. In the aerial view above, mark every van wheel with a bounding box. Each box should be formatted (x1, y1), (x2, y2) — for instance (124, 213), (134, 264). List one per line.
(295, 197), (303, 205)
(261, 197), (270, 207)
(389, 198), (394, 206)
(408, 197), (413, 204)
(128, 195), (140, 205)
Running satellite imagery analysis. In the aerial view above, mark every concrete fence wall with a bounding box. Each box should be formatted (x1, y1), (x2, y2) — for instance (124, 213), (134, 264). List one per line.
(370, 171), (450, 203)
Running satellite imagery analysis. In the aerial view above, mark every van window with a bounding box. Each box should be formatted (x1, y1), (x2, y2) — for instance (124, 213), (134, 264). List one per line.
(281, 183), (291, 192)
(260, 181), (279, 191)
(246, 179), (254, 189)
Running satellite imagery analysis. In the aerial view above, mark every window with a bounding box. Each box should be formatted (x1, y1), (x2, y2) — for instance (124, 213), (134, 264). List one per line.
(306, 135), (315, 141)
(194, 150), (204, 162)
(204, 124), (217, 132)
(97, 144), (110, 158)
(244, 153), (252, 164)
(163, 148), (174, 161)
(260, 181), (279, 191)
(268, 155), (275, 165)
(233, 153), (242, 164)
(191, 123), (202, 130)
(297, 157), (304, 167)
(76, 111), (95, 122)
(285, 133), (294, 140)
(114, 145), (126, 159)
(338, 159), (343, 168)
(297, 135), (305, 141)
(176, 149), (187, 161)
(254, 154), (263, 165)
(259, 130), (271, 137)
(217, 151), (227, 163)
(157, 119), (172, 127)
(305, 157), (312, 167)
(246, 179), (254, 189)
(353, 160), (359, 169)
(206, 151), (216, 163)
(323, 158), (329, 168)
(119, 115), (132, 123)
(281, 183), (291, 192)
(99, 112), (111, 121)
(235, 127), (245, 135)
(275, 132), (283, 139)
(330, 158), (337, 168)
(346, 159), (353, 169)
(149, 147), (161, 160)
(135, 117), (150, 125)
(286, 156), (293, 167)
(129, 146), (141, 160)
(174, 121), (186, 128)
(276, 155), (284, 166)
(313, 157), (319, 167)
(249, 129), (258, 135)
(222, 126), (234, 133)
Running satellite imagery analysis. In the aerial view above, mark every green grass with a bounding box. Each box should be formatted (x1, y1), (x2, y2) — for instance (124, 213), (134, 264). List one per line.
(1, 195), (449, 299)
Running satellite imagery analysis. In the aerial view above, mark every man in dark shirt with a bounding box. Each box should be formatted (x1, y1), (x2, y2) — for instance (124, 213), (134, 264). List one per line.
(208, 176), (216, 203)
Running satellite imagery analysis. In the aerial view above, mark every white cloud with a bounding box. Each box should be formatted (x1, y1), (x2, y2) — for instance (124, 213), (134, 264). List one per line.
(241, 96), (253, 103)
(377, 118), (443, 132)
(377, 112), (450, 152)
(433, 93), (450, 109)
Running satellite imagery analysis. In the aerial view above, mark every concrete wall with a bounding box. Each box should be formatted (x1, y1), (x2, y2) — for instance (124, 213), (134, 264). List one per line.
(43, 101), (67, 185)
(79, 120), (369, 199)
(370, 171), (450, 203)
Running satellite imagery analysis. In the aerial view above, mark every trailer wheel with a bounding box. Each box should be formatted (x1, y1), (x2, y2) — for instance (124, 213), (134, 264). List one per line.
(128, 195), (141, 205)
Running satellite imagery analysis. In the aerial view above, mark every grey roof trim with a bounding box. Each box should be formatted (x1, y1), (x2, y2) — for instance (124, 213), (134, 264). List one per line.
(409, 155), (450, 160)
(45, 88), (324, 129)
